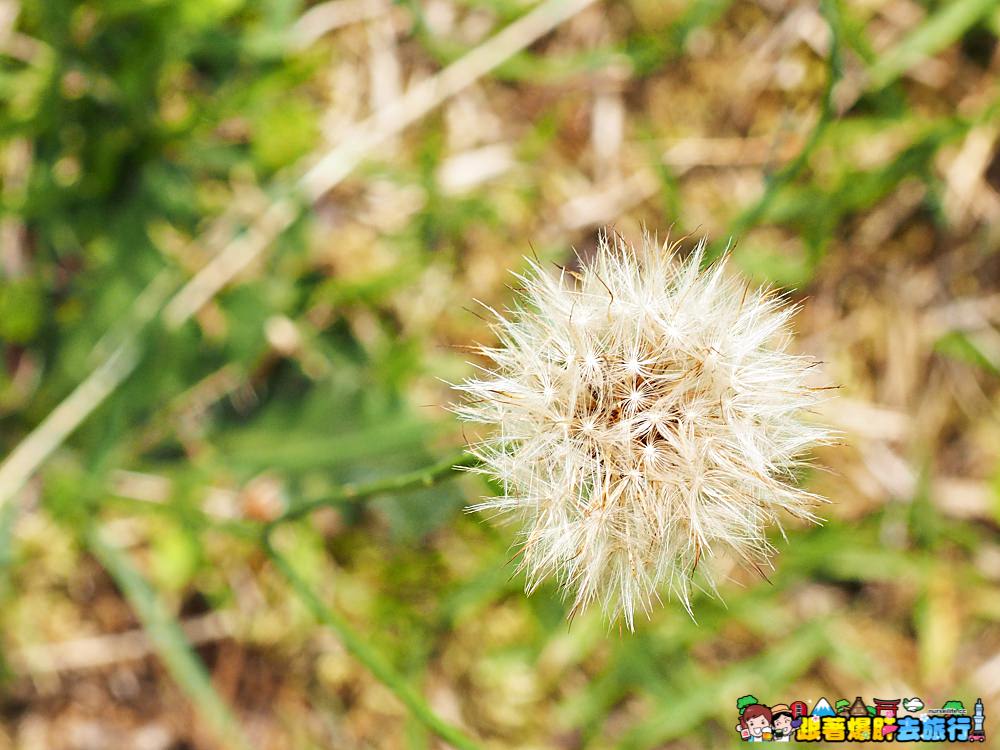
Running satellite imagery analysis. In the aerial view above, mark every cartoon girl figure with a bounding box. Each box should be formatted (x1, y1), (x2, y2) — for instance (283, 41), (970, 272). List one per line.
(770, 704), (798, 742)
(739, 704), (774, 742)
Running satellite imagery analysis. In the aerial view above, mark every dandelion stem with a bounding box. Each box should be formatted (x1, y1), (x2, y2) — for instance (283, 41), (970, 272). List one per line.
(270, 450), (479, 524)
(93, 454), (481, 745)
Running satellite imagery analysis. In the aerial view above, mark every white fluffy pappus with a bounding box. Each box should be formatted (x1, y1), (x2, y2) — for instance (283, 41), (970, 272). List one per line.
(453, 231), (832, 629)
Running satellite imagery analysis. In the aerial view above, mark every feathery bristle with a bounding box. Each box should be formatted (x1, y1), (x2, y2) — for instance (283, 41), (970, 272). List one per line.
(453, 231), (831, 629)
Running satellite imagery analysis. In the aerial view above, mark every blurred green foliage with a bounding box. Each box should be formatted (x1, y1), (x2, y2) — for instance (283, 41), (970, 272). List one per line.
(2, 0), (1000, 747)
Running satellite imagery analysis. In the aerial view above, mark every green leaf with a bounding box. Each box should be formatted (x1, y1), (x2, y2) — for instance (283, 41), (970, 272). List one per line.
(178, 0), (244, 27)
(0, 278), (45, 343)
(149, 520), (201, 592)
(251, 97), (319, 171)
(934, 330), (1000, 375)
(733, 242), (814, 289)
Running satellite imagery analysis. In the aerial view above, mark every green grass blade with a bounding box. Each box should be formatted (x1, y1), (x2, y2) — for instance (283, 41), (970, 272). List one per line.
(707, 0), (844, 261)
(264, 534), (482, 750)
(869, 0), (998, 90)
(619, 621), (829, 749)
(0, 497), (17, 581)
(86, 526), (253, 750)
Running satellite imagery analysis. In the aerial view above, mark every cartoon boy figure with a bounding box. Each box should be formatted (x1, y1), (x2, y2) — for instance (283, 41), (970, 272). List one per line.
(739, 704), (774, 742)
(770, 704), (798, 742)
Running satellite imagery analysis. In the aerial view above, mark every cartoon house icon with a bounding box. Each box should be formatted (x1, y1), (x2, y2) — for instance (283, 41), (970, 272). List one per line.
(849, 697), (870, 717)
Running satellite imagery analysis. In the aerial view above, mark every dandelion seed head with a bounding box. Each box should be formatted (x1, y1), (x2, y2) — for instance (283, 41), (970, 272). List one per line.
(453, 231), (831, 629)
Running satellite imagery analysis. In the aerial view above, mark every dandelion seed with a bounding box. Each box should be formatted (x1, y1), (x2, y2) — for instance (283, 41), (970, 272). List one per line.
(453, 230), (832, 628)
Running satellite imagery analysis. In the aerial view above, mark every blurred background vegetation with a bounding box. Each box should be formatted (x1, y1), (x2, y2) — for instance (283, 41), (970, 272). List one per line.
(2, 0), (1000, 747)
